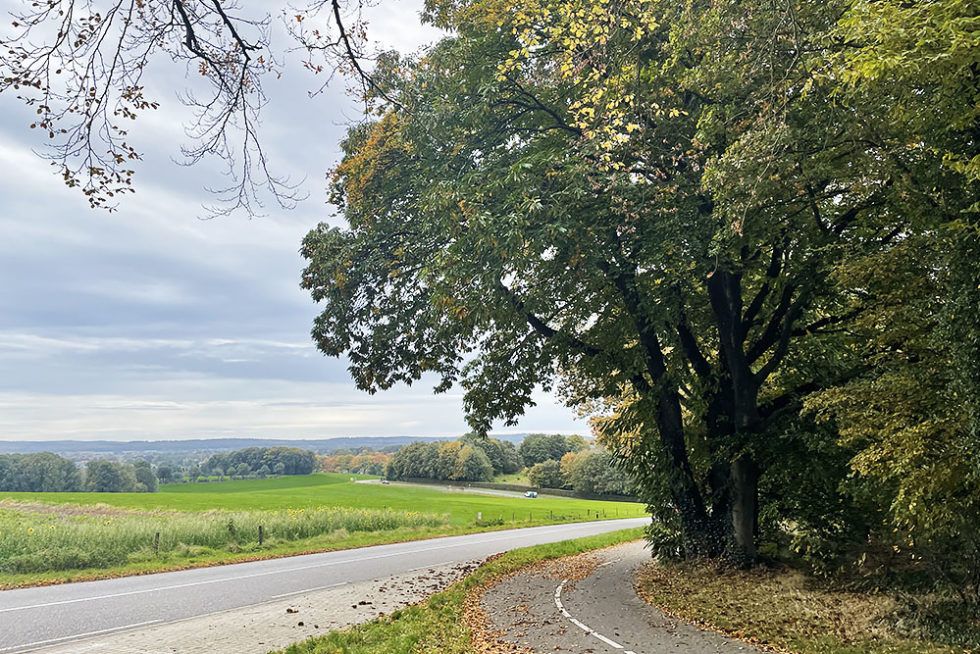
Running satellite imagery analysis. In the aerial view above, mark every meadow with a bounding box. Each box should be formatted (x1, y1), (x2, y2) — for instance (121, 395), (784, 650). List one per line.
(0, 473), (647, 587)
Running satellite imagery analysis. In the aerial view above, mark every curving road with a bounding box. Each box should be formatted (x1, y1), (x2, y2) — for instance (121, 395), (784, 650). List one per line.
(0, 518), (648, 653)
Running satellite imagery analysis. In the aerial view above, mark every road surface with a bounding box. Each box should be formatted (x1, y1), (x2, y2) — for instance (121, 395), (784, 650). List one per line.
(0, 517), (647, 653)
(355, 479), (531, 498)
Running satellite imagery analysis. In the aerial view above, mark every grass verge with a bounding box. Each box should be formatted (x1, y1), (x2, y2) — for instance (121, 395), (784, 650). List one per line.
(276, 527), (646, 654)
(636, 561), (979, 654)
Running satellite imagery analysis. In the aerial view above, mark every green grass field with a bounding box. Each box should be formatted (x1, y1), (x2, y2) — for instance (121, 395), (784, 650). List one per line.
(1, 474), (643, 522)
(0, 474), (646, 587)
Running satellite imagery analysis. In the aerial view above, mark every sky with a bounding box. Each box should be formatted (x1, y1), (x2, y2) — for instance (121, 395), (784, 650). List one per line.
(0, 1), (585, 442)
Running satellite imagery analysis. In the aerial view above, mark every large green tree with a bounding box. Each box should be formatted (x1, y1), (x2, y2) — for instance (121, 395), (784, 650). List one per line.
(518, 434), (587, 467)
(303, 0), (972, 561)
(84, 460), (139, 493)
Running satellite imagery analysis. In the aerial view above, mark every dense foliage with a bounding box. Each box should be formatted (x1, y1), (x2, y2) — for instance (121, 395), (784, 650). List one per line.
(0, 454), (82, 492)
(561, 450), (638, 497)
(526, 460), (563, 489)
(0, 454), (158, 493)
(526, 449), (637, 497)
(385, 439), (512, 482)
(319, 451), (392, 476)
(517, 434), (588, 467)
(202, 447), (317, 478)
(462, 434), (524, 474)
(302, 0), (978, 581)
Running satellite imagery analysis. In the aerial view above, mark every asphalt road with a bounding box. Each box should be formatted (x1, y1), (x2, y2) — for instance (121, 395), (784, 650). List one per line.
(0, 517), (648, 653)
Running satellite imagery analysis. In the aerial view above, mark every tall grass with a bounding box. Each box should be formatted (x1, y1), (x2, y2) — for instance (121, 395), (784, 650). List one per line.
(0, 503), (448, 574)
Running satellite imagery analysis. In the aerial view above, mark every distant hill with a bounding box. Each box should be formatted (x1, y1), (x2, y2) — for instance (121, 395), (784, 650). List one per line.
(0, 434), (534, 455)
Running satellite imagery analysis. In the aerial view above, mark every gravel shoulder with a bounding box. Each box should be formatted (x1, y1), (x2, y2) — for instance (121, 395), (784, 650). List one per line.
(478, 540), (761, 654)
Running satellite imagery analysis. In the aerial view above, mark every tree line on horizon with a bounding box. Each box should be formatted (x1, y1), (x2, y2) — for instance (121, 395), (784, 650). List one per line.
(382, 433), (638, 498)
(385, 434), (523, 482)
(0, 454), (158, 493)
(200, 447), (317, 480)
(318, 451), (392, 476)
(0, 446), (326, 492)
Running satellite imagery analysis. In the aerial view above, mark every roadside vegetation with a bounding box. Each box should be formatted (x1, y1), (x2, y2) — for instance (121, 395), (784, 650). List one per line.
(277, 527), (645, 654)
(0, 502), (445, 575)
(0, 473), (646, 587)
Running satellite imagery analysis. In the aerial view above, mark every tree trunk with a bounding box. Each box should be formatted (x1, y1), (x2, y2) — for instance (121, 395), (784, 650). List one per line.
(730, 454), (758, 566)
(652, 389), (724, 558)
(705, 270), (764, 563)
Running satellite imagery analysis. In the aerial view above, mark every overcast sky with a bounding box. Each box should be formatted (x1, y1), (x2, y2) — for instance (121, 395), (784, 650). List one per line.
(0, 1), (584, 442)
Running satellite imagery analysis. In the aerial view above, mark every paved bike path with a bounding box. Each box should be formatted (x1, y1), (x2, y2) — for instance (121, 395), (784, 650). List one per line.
(480, 540), (760, 654)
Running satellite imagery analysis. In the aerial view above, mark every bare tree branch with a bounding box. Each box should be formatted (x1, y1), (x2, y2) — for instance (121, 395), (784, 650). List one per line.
(0, 0), (396, 216)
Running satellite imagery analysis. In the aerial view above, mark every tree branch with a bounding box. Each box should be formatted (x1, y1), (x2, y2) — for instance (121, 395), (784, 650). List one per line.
(495, 281), (604, 358)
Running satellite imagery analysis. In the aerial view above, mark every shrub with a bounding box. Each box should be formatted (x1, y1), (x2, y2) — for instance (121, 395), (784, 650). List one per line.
(527, 460), (563, 488)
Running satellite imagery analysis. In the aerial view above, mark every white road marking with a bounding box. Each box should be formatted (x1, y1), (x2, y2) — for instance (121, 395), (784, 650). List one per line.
(0, 620), (162, 653)
(269, 581), (349, 599)
(554, 580), (637, 654)
(0, 523), (607, 614)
